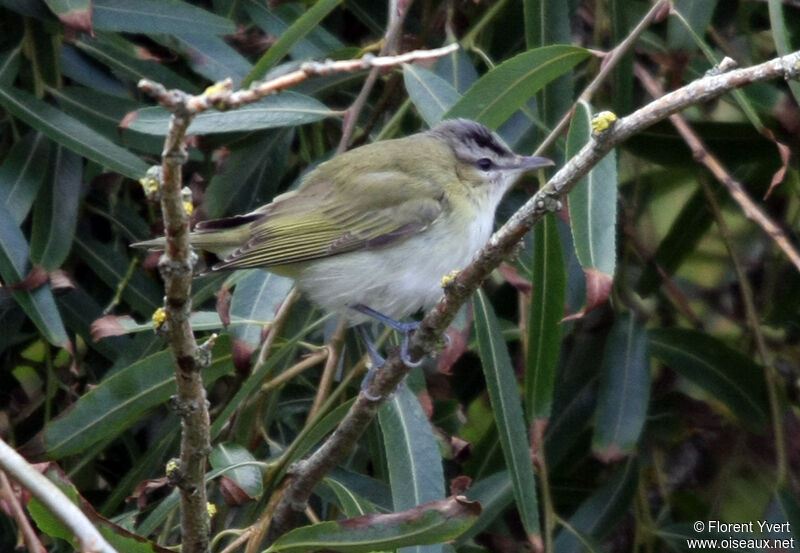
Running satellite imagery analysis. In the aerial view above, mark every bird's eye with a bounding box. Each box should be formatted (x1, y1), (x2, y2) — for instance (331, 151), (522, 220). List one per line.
(477, 158), (493, 171)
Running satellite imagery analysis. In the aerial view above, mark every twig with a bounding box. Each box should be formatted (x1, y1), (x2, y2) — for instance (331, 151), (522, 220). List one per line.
(265, 49), (800, 543)
(535, 0), (669, 155)
(0, 439), (117, 553)
(0, 470), (48, 553)
(261, 348), (329, 393)
(337, 0), (414, 153)
(306, 319), (347, 420)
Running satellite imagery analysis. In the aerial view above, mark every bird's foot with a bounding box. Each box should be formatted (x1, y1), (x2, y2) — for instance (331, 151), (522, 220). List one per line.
(352, 304), (422, 367)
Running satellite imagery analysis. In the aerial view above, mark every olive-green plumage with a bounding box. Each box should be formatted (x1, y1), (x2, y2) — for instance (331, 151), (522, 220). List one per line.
(133, 119), (553, 324)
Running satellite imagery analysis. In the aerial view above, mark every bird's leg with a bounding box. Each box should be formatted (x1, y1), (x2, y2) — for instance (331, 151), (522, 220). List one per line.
(351, 304), (422, 367)
(356, 325), (385, 401)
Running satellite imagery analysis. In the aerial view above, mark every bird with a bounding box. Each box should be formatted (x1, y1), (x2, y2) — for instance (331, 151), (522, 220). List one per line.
(134, 118), (553, 372)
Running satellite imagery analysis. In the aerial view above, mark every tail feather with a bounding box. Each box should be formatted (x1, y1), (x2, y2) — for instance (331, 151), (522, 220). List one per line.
(130, 237), (166, 250)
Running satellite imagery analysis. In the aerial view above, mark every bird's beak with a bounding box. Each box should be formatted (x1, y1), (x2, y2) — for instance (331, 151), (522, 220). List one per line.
(513, 154), (555, 172)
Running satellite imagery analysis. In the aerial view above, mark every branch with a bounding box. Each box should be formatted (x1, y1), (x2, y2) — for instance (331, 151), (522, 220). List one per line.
(265, 49), (800, 542)
(0, 439), (117, 553)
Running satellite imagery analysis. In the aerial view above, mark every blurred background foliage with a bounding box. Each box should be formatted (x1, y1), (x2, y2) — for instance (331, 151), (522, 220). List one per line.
(0, 0), (799, 552)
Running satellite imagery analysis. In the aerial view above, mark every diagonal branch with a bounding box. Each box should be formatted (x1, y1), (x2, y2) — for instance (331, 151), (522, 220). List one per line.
(265, 49), (800, 543)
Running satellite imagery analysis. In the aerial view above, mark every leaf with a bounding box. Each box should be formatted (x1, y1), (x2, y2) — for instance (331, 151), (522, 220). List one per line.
(74, 34), (199, 94)
(0, 43), (23, 85)
(444, 45), (590, 129)
(379, 385), (445, 516)
(525, 212), (566, 420)
(209, 442), (265, 501)
(92, 0), (235, 35)
(0, 85), (148, 179)
(668, 0), (717, 50)
(473, 290), (540, 538)
(324, 476), (380, 517)
(161, 33), (252, 87)
(768, 0), (800, 104)
(592, 315), (650, 461)
(553, 458), (638, 553)
(265, 496), (481, 553)
(243, 0), (343, 86)
(403, 64), (460, 127)
(0, 202), (69, 348)
(31, 147), (82, 271)
(0, 131), (51, 225)
(73, 234), (161, 317)
(457, 471), (514, 544)
(434, 47), (478, 94)
(648, 328), (769, 432)
(229, 269), (294, 369)
(566, 101), (617, 276)
(124, 92), (334, 136)
(43, 0), (93, 34)
(90, 311), (257, 340)
(204, 129), (292, 218)
(44, 335), (234, 459)
(563, 101), (617, 319)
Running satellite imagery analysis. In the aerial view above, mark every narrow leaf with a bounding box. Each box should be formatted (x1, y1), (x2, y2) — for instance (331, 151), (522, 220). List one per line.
(0, 85), (148, 179)
(0, 202), (69, 347)
(526, 212), (566, 420)
(458, 471), (514, 544)
(0, 132), (52, 225)
(92, 0), (235, 35)
(403, 64), (460, 127)
(43, 0), (93, 34)
(592, 315), (650, 461)
(553, 458), (638, 553)
(379, 385), (445, 512)
(473, 290), (540, 538)
(668, 0), (717, 50)
(444, 45), (589, 129)
(125, 92), (334, 136)
(648, 328), (769, 431)
(265, 496), (481, 553)
(209, 442), (265, 500)
(0, 43), (23, 85)
(163, 33), (252, 87)
(44, 336), (234, 459)
(243, 0), (343, 86)
(31, 147), (82, 271)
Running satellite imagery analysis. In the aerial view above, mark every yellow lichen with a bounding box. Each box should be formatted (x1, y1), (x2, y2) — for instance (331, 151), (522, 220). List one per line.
(591, 111), (618, 134)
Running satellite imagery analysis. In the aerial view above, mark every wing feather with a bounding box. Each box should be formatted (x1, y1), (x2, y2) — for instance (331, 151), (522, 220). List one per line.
(212, 171), (444, 271)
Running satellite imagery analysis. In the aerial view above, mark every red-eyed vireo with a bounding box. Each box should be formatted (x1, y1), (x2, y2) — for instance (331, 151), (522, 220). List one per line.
(134, 119), (552, 363)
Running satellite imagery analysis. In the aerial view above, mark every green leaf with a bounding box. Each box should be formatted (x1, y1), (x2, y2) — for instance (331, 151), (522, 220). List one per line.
(0, 202), (69, 347)
(31, 147), (82, 271)
(91, 311), (259, 340)
(524, 0), (573, 127)
(44, 335), (234, 458)
(75, 34), (199, 94)
(525, 213), (566, 420)
(204, 129), (292, 218)
(229, 269), (294, 360)
(265, 496), (481, 553)
(648, 328), (769, 432)
(434, 47), (478, 94)
(668, 0), (717, 50)
(379, 385), (445, 514)
(403, 64), (460, 127)
(125, 92), (334, 136)
(768, 0), (800, 104)
(0, 85), (148, 179)
(444, 45), (590, 129)
(323, 476), (380, 517)
(473, 290), (540, 538)
(768, 489), (800, 543)
(553, 458), (638, 553)
(92, 0), (235, 35)
(458, 471), (514, 544)
(566, 101), (617, 276)
(0, 131), (52, 225)
(73, 234), (161, 317)
(592, 315), (650, 461)
(0, 43), (23, 85)
(161, 33), (252, 87)
(209, 442), (265, 500)
(243, 0), (343, 86)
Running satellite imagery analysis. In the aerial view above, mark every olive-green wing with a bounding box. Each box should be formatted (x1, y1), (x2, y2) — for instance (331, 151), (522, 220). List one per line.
(212, 171), (444, 270)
